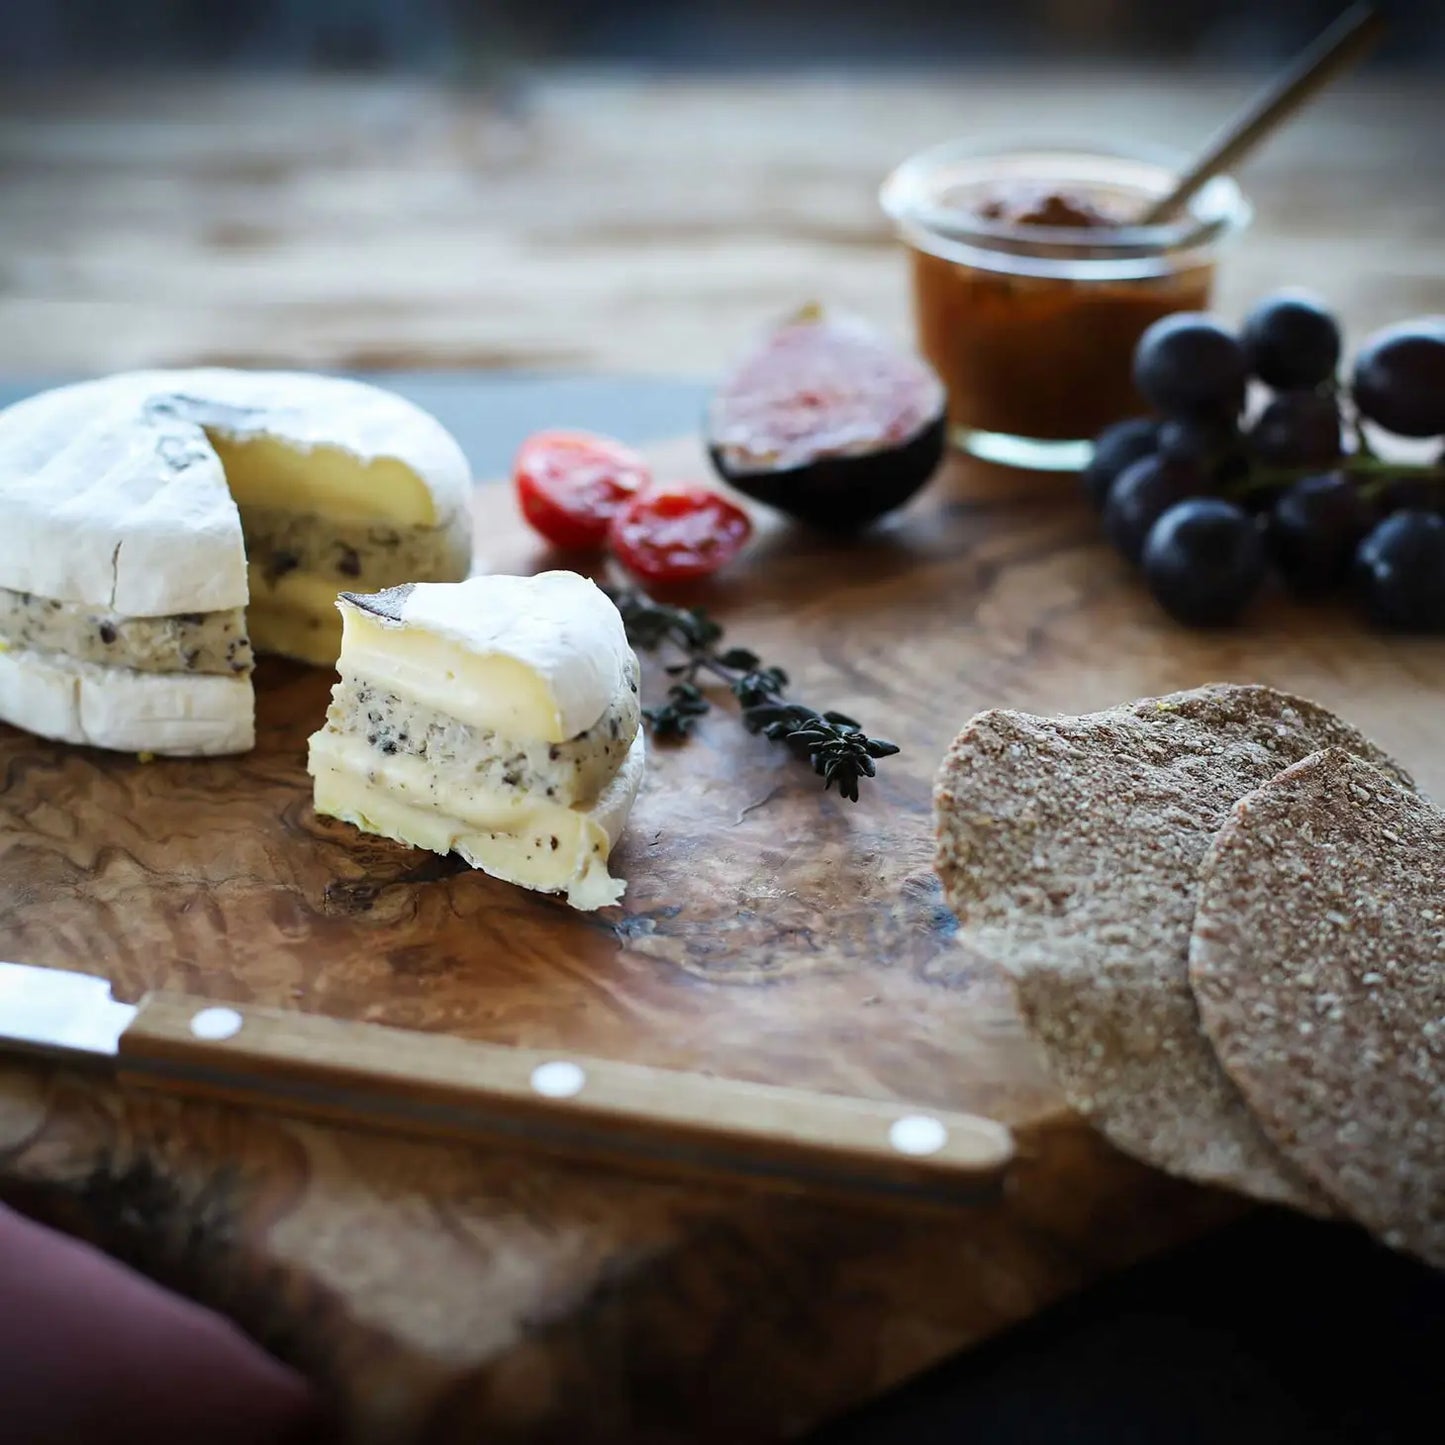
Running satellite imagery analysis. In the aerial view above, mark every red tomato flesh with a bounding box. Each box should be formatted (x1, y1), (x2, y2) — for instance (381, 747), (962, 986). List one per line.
(514, 431), (650, 551)
(608, 484), (753, 584)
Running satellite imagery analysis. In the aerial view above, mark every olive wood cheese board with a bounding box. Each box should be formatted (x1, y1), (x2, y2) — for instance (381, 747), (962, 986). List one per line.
(2, 433), (1442, 1443)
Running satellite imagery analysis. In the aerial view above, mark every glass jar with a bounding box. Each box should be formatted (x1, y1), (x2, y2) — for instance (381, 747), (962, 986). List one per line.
(880, 140), (1252, 470)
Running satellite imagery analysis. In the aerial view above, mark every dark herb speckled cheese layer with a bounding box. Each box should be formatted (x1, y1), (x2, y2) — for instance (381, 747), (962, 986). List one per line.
(0, 588), (252, 675)
(321, 656), (640, 809)
(243, 507), (473, 588)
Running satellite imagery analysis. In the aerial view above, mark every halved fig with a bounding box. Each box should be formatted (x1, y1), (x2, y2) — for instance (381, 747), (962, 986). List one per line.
(706, 304), (947, 530)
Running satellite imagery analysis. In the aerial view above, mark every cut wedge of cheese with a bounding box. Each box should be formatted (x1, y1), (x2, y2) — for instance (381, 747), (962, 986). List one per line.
(308, 571), (645, 909)
(0, 369), (474, 755)
(310, 729), (645, 911)
(335, 573), (636, 742)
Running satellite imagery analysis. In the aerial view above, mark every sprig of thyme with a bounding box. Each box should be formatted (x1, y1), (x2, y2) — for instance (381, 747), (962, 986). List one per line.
(605, 586), (899, 802)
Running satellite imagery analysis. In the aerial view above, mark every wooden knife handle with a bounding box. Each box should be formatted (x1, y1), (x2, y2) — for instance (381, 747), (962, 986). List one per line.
(117, 992), (1013, 1209)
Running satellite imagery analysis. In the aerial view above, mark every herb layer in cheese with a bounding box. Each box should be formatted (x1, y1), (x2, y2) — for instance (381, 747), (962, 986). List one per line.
(245, 507), (474, 589)
(0, 589), (252, 676)
(319, 659), (640, 808)
(310, 729), (644, 911)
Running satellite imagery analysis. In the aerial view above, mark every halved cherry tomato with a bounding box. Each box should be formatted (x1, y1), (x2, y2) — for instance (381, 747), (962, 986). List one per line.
(608, 484), (753, 584)
(514, 431), (650, 551)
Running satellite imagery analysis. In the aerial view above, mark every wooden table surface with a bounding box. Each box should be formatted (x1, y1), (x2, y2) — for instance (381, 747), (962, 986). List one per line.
(0, 68), (1443, 1445)
(1, 70), (1442, 377)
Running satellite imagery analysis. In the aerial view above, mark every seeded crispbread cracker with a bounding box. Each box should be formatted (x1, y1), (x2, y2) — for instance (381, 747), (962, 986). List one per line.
(1190, 748), (1445, 1267)
(933, 683), (1414, 1211)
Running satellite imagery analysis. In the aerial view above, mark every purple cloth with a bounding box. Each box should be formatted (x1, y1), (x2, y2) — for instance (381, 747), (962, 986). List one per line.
(0, 1203), (325, 1444)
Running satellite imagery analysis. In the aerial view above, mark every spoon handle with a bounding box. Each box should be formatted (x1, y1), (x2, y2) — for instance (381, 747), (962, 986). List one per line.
(1142, 3), (1385, 225)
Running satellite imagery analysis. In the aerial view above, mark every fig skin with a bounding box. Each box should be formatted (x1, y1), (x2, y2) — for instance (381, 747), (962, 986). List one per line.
(707, 410), (946, 531)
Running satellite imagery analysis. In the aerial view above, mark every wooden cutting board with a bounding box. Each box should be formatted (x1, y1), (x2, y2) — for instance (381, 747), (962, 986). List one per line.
(2, 435), (1441, 1444)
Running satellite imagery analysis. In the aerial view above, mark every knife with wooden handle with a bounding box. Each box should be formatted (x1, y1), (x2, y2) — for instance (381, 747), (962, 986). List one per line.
(0, 960), (1013, 1210)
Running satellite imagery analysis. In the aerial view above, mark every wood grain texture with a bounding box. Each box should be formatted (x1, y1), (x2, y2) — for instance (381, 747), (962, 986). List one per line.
(3, 430), (1443, 1441)
(0, 72), (1441, 377)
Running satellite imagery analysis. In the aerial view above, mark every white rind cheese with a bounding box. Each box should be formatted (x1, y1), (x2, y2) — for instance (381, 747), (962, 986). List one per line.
(310, 571), (645, 908)
(0, 397), (246, 617)
(0, 645), (254, 755)
(0, 369), (472, 616)
(0, 369), (474, 754)
(337, 572), (635, 743)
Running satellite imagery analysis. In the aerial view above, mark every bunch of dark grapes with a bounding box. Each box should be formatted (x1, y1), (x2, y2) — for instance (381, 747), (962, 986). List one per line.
(1085, 292), (1445, 630)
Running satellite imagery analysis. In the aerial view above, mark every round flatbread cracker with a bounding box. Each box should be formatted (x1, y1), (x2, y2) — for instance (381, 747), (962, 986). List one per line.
(1190, 748), (1445, 1267)
(934, 683), (1413, 1211)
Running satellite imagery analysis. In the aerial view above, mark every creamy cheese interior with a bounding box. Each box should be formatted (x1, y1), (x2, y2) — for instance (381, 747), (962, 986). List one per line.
(338, 604), (583, 742)
(208, 433), (440, 526)
(236, 489), (471, 666)
(309, 728), (643, 911)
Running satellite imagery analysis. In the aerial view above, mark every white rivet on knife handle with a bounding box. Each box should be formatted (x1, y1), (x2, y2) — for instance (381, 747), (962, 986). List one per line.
(189, 1006), (243, 1041)
(530, 1060), (586, 1098)
(889, 1114), (948, 1156)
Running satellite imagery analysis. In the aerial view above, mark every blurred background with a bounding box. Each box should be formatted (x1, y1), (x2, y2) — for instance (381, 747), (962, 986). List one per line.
(4, 1), (1444, 69)
(1, 1), (1441, 390)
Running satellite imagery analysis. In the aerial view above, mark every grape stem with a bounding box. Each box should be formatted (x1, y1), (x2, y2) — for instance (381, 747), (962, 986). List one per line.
(1229, 456), (1445, 501)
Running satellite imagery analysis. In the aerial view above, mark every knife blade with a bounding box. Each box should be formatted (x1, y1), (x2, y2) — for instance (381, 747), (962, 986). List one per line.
(0, 960), (1013, 1211)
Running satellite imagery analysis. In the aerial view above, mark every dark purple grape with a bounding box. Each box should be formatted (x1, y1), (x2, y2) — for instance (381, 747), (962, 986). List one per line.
(1371, 474), (1445, 518)
(1240, 291), (1342, 390)
(1352, 321), (1445, 438)
(1159, 418), (1236, 464)
(1133, 314), (1247, 422)
(1103, 455), (1210, 564)
(1213, 448), (1253, 491)
(1355, 510), (1445, 630)
(1082, 416), (1159, 510)
(1142, 499), (1266, 626)
(1248, 390), (1343, 469)
(1240, 481), (1289, 517)
(1159, 417), (1250, 487)
(1268, 472), (1372, 595)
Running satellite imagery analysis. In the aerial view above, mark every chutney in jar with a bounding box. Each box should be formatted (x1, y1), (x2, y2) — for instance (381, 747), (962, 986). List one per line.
(881, 144), (1251, 468)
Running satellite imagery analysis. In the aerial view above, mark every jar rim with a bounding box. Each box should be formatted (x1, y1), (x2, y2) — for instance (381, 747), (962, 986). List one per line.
(879, 137), (1252, 280)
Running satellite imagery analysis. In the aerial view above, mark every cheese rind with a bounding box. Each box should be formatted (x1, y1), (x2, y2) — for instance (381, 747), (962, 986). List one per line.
(309, 729), (644, 910)
(0, 400), (248, 615)
(0, 369), (472, 616)
(338, 573), (634, 742)
(0, 645), (254, 755)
